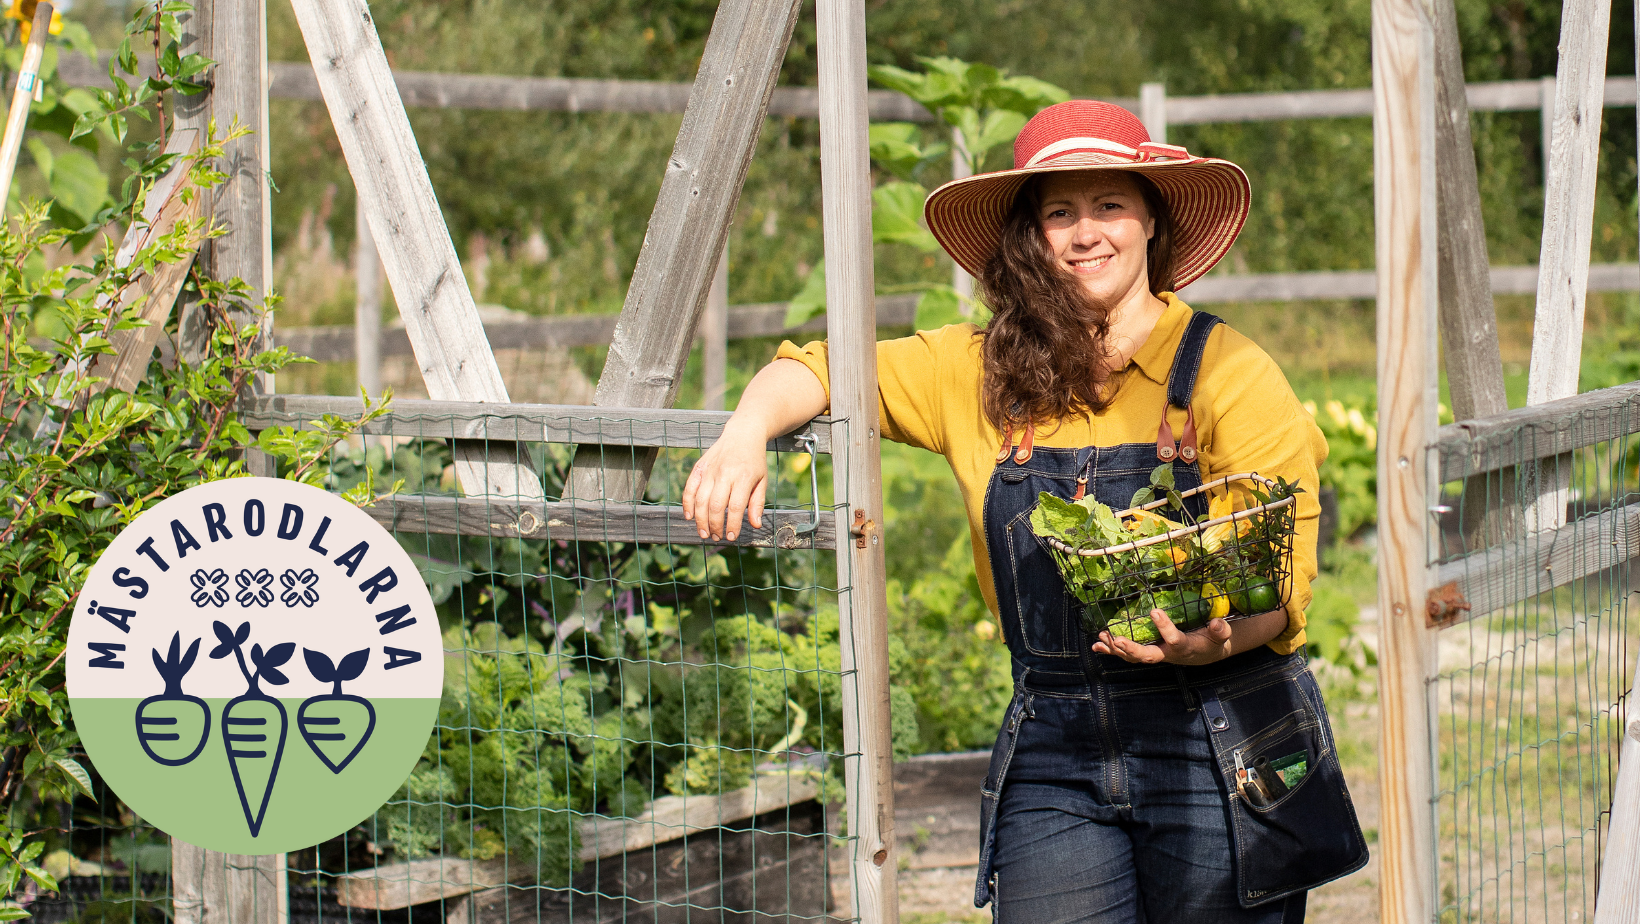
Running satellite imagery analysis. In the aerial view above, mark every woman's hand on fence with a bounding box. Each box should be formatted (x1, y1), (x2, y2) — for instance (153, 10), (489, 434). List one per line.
(684, 420), (770, 542)
(683, 358), (829, 543)
(1093, 610), (1234, 666)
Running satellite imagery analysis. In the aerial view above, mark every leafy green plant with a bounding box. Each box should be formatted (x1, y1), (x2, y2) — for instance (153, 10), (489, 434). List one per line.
(0, 1), (106, 232)
(370, 586), (914, 881)
(887, 531), (1012, 753)
(785, 56), (1067, 332)
(1305, 398), (1377, 539)
(0, 2), (395, 906)
(350, 443), (917, 878)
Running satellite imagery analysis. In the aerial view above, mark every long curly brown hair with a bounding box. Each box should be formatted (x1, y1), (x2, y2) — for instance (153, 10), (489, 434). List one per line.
(977, 172), (1176, 432)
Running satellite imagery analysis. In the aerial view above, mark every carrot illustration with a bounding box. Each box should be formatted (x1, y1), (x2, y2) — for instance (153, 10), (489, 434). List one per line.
(298, 647), (376, 774)
(209, 620), (293, 838)
(135, 632), (210, 766)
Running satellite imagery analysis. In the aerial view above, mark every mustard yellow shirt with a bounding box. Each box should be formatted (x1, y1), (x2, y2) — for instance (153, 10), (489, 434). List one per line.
(775, 293), (1328, 654)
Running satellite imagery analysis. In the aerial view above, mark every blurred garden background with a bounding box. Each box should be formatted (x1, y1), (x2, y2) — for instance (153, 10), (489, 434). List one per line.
(14, 0), (1640, 920)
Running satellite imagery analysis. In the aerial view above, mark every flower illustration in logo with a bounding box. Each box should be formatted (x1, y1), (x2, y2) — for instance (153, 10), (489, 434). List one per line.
(279, 569), (319, 607)
(189, 569), (229, 607)
(234, 569), (274, 607)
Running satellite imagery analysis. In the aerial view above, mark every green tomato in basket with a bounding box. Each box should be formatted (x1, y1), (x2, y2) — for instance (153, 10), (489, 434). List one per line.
(1242, 582), (1280, 615)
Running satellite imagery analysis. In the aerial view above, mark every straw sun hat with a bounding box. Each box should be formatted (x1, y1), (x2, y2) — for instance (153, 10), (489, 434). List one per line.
(924, 99), (1251, 290)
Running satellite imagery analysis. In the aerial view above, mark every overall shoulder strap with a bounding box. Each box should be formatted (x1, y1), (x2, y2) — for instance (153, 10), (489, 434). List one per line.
(1163, 310), (1225, 409)
(1154, 310), (1224, 463)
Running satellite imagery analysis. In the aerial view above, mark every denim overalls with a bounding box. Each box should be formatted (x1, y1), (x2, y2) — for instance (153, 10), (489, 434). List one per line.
(974, 312), (1368, 921)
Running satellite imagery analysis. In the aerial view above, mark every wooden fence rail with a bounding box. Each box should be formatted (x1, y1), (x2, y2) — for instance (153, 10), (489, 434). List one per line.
(1435, 380), (1640, 481)
(274, 262), (1640, 364)
(54, 54), (1640, 123)
(243, 394), (833, 453)
(242, 394), (838, 548)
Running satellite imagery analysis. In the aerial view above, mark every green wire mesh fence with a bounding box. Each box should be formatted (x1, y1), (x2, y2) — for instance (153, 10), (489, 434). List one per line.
(1432, 390), (1640, 923)
(39, 399), (869, 924)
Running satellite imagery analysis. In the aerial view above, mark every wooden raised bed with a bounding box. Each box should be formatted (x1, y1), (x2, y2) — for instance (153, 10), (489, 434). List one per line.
(335, 771), (829, 924)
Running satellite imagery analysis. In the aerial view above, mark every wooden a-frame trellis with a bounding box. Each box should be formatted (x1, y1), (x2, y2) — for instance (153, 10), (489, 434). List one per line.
(152, 0), (901, 923)
(1375, 0), (1640, 921)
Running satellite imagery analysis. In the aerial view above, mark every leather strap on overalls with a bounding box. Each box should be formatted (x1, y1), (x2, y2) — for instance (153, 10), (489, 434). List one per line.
(1155, 311), (1223, 464)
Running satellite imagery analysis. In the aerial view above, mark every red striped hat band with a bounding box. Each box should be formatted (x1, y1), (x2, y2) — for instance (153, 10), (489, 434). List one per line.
(923, 100), (1251, 290)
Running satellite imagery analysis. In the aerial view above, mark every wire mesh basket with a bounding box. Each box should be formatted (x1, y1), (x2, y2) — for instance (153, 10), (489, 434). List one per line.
(1034, 472), (1298, 644)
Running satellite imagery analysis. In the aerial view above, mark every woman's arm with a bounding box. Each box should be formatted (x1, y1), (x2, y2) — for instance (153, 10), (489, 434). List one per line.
(1091, 608), (1289, 666)
(681, 358), (828, 542)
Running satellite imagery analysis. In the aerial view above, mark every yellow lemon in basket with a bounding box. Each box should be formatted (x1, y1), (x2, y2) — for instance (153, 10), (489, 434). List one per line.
(1202, 583), (1230, 620)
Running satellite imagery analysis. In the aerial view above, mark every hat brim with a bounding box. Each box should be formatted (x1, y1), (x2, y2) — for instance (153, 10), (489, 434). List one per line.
(923, 156), (1251, 290)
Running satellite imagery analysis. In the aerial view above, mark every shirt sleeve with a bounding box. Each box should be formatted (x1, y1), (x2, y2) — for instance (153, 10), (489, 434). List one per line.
(1197, 328), (1330, 655)
(775, 326), (973, 454)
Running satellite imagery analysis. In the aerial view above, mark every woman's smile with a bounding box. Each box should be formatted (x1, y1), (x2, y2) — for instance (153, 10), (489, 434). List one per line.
(1066, 254), (1113, 272)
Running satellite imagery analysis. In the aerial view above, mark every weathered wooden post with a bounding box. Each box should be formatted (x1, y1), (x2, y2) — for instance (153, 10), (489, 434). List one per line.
(1428, 0), (1514, 551)
(702, 247), (729, 411)
(950, 129), (973, 303)
(1592, 644), (1640, 923)
(1139, 82), (1167, 143)
(1372, 0), (1440, 920)
(169, 0), (287, 920)
(1591, 13), (1640, 917)
(815, 0), (898, 920)
(287, 0), (542, 499)
(565, 0), (803, 502)
(1429, 0), (1505, 423)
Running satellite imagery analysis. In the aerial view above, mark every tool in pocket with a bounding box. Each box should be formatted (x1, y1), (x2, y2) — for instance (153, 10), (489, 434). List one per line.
(1234, 748), (1271, 807)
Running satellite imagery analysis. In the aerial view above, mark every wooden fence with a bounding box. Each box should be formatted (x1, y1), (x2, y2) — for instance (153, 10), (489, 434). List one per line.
(108, 52), (1637, 399)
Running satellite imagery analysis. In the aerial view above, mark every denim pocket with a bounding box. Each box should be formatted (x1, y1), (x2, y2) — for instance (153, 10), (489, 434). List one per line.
(1004, 507), (1078, 657)
(1201, 661), (1369, 908)
(974, 690), (1033, 908)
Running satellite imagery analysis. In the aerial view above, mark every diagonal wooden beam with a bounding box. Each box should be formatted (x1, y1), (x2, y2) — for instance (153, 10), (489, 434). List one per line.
(287, 0), (540, 500)
(568, 0), (805, 502)
(1425, 0), (1518, 552)
(1427, 0), (1506, 422)
(88, 131), (207, 394)
(1525, 0), (1612, 532)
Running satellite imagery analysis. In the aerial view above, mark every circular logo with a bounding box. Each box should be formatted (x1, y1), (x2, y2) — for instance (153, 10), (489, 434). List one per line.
(68, 478), (443, 854)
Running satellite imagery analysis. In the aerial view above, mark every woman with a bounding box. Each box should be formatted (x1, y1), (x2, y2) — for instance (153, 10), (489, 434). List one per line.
(682, 100), (1366, 923)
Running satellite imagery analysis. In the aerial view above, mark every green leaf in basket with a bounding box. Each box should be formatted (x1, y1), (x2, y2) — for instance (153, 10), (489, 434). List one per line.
(1029, 492), (1126, 547)
(1087, 502), (1123, 542)
(1150, 462), (1175, 490)
(1029, 491), (1086, 542)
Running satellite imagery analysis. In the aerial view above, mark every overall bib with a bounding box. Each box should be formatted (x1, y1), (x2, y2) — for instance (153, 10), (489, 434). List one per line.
(973, 313), (1368, 922)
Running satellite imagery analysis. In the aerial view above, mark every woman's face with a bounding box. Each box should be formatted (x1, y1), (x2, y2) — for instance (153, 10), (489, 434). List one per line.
(1036, 171), (1155, 306)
